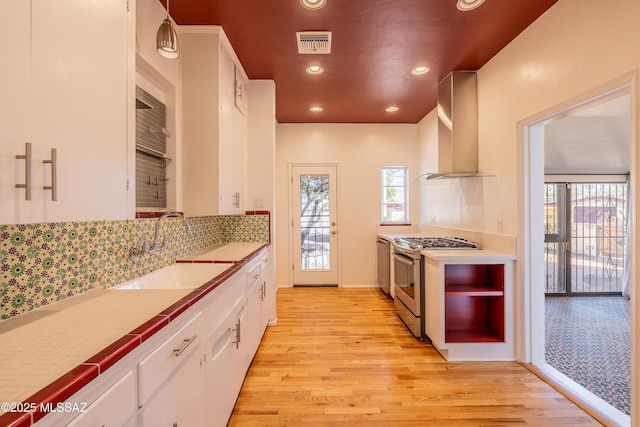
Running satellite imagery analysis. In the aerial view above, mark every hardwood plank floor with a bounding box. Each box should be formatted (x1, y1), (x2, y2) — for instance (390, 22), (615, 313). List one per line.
(229, 288), (601, 426)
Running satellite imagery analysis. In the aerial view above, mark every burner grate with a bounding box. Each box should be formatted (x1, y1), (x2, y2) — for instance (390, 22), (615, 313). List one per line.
(402, 236), (479, 249)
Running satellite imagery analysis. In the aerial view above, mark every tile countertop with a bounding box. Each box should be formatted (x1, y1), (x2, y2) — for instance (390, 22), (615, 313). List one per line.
(421, 248), (516, 262)
(0, 242), (268, 427)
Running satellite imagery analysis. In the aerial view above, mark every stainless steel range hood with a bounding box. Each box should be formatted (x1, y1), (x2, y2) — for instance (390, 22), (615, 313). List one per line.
(427, 71), (479, 179)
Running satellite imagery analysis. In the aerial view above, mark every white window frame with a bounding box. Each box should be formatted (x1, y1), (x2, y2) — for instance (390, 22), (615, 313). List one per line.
(380, 166), (409, 224)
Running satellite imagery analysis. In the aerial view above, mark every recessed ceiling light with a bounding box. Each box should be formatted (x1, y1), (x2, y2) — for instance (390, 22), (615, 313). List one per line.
(386, 106), (399, 112)
(300, 0), (327, 10)
(411, 66), (430, 76)
(306, 65), (325, 75)
(310, 106), (323, 112)
(457, 0), (485, 11)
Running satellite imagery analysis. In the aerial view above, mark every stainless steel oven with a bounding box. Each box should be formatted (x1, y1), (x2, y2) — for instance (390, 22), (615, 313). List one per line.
(391, 236), (479, 340)
(392, 244), (424, 338)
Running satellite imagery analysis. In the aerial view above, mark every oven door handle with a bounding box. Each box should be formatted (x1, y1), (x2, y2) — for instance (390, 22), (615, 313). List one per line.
(393, 253), (415, 266)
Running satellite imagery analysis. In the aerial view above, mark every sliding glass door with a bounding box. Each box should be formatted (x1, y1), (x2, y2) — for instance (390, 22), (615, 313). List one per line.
(544, 180), (628, 295)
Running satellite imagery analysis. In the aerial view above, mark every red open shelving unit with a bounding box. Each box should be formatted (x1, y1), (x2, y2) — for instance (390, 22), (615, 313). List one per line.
(444, 264), (505, 343)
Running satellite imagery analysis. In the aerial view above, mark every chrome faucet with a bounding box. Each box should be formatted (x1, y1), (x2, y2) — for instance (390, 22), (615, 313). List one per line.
(150, 212), (192, 252)
(129, 212), (191, 261)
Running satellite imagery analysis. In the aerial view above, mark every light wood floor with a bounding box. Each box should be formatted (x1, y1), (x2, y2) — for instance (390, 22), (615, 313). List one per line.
(229, 288), (601, 426)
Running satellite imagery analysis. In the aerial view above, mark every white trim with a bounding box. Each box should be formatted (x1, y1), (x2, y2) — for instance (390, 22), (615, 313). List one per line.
(380, 166), (409, 224)
(288, 163), (341, 286)
(518, 72), (635, 423)
(540, 364), (630, 427)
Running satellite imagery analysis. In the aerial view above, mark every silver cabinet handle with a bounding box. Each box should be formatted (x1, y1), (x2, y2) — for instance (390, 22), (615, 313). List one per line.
(43, 148), (57, 201)
(15, 142), (32, 200)
(236, 83), (243, 100)
(173, 335), (197, 357)
(232, 319), (241, 349)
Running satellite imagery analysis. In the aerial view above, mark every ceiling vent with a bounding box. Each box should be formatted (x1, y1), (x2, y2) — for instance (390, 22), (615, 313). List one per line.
(296, 31), (332, 54)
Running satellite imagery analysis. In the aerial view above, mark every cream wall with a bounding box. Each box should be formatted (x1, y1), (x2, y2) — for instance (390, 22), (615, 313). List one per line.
(276, 124), (418, 287)
(417, 0), (639, 421)
(416, 110), (504, 234)
(418, 0), (640, 236)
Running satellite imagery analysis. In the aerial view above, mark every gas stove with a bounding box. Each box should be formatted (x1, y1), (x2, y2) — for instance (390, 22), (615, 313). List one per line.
(392, 236), (480, 255)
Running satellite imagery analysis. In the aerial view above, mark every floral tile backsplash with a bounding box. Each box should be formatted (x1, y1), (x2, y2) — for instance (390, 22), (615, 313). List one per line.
(0, 214), (269, 320)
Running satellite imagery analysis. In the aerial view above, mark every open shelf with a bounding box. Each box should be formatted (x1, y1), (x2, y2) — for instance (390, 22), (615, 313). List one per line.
(445, 284), (504, 296)
(444, 264), (505, 343)
(445, 329), (504, 343)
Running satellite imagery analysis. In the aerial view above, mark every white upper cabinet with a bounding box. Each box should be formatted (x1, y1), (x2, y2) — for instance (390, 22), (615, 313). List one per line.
(0, 0), (131, 225)
(234, 70), (249, 116)
(181, 27), (248, 216)
(0, 0), (31, 224)
(220, 45), (236, 101)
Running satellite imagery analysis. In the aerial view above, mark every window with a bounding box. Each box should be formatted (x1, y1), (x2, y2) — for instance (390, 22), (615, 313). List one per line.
(381, 166), (408, 223)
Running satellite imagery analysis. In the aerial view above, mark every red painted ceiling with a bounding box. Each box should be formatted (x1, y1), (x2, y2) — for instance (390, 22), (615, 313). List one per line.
(165, 0), (559, 123)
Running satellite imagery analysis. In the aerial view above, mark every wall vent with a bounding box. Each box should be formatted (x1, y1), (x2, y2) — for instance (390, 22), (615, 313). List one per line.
(296, 31), (332, 54)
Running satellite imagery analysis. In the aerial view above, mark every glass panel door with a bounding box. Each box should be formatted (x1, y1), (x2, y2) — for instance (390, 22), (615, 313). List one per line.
(544, 183), (568, 294)
(292, 165), (338, 285)
(300, 173), (330, 270)
(545, 181), (628, 295)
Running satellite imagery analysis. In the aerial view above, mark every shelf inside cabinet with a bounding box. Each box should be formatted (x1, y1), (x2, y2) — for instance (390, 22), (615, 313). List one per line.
(445, 329), (504, 343)
(445, 285), (503, 296)
(444, 264), (504, 291)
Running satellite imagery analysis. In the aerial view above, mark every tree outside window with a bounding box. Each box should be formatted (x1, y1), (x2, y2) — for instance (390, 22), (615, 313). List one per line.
(381, 167), (408, 223)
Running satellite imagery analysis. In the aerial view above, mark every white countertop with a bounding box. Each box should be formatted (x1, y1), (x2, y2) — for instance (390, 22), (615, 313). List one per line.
(421, 248), (516, 262)
(0, 289), (190, 409)
(179, 242), (266, 262)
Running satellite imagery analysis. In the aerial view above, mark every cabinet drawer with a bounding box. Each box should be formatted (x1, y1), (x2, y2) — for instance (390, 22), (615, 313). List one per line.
(67, 371), (135, 427)
(247, 264), (261, 290)
(138, 312), (202, 406)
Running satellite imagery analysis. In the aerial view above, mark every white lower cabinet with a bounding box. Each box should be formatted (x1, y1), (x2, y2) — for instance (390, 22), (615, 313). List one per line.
(66, 371), (136, 427)
(259, 254), (272, 333)
(138, 312), (205, 426)
(245, 263), (263, 365)
(36, 254), (271, 427)
(204, 296), (245, 427)
(138, 343), (205, 427)
(233, 301), (249, 391)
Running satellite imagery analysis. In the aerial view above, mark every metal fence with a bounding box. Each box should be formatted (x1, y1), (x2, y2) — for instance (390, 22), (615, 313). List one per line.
(545, 182), (628, 294)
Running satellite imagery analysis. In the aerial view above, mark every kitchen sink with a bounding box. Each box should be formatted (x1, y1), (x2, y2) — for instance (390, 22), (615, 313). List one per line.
(114, 263), (232, 290)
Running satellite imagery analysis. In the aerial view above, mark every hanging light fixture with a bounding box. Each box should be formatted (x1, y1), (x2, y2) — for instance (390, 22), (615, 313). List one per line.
(156, 0), (179, 59)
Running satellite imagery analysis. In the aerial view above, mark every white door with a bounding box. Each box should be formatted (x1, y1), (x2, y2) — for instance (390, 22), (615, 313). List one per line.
(291, 165), (339, 285)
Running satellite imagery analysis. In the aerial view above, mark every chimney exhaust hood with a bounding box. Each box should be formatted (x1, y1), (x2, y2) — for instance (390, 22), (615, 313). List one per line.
(427, 71), (480, 179)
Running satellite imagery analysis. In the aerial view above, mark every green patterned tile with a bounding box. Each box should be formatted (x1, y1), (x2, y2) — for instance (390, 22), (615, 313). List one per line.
(0, 214), (269, 320)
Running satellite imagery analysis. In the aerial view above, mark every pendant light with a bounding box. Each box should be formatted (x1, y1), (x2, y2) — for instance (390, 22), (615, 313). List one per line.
(156, 0), (179, 59)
